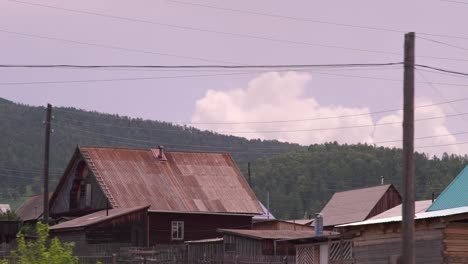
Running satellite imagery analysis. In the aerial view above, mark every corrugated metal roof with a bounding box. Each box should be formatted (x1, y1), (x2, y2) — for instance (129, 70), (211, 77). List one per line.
(339, 205), (468, 227)
(185, 238), (224, 244)
(427, 166), (468, 211)
(218, 229), (319, 240)
(15, 193), (51, 221)
(253, 201), (276, 220)
(319, 184), (394, 227)
(78, 146), (262, 215)
(368, 200), (432, 220)
(285, 219), (314, 226)
(50, 205), (149, 231)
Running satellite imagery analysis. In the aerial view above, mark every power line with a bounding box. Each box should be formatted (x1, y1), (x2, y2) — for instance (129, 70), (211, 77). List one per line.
(416, 64), (468, 78)
(0, 29), (239, 65)
(0, 62), (403, 69)
(164, 0), (468, 42)
(4, 1), (402, 56)
(418, 36), (468, 52)
(55, 96), (468, 126)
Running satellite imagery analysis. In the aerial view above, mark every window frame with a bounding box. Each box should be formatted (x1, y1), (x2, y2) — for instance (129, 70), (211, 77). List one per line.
(171, 221), (184, 241)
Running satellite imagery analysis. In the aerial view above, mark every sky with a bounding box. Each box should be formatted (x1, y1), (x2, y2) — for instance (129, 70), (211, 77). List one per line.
(1, 0), (468, 156)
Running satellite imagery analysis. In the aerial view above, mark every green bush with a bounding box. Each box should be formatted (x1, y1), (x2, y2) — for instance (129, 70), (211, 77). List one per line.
(14, 222), (78, 264)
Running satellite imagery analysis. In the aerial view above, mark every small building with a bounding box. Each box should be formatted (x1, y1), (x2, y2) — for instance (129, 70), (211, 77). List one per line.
(50, 205), (149, 255)
(319, 184), (401, 228)
(16, 193), (52, 223)
(218, 229), (317, 256)
(0, 205), (10, 214)
(49, 146), (263, 246)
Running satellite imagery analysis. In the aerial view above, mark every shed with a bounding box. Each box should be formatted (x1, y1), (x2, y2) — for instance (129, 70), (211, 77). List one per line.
(50, 205), (149, 254)
(219, 229), (316, 256)
(16, 193), (52, 223)
(319, 184), (401, 227)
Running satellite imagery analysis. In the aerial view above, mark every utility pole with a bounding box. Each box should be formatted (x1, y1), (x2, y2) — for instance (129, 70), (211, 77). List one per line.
(43, 103), (52, 223)
(247, 162), (252, 187)
(402, 32), (415, 264)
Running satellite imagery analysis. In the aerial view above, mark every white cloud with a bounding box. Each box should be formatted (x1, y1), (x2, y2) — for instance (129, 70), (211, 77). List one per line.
(191, 71), (462, 156)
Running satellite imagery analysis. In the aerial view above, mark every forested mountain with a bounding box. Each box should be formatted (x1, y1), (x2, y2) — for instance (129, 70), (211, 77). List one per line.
(250, 143), (468, 219)
(0, 97), (301, 208)
(1, 97), (467, 219)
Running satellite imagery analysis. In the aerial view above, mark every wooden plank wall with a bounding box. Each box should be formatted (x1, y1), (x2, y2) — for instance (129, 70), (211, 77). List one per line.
(351, 221), (443, 264)
(443, 222), (468, 263)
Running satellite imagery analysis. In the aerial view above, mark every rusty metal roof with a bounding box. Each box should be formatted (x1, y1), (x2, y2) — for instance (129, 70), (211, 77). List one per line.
(50, 205), (149, 231)
(218, 229), (330, 240)
(77, 146), (262, 215)
(16, 193), (51, 221)
(319, 184), (397, 227)
(285, 219), (313, 226)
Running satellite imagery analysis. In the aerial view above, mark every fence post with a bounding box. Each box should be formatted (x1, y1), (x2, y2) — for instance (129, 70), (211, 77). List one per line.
(235, 254), (239, 264)
(112, 253), (117, 264)
(283, 256), (288, 264)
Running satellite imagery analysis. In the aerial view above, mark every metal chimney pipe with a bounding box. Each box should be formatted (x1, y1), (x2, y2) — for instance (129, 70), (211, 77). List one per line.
(315, 213), (323, 236)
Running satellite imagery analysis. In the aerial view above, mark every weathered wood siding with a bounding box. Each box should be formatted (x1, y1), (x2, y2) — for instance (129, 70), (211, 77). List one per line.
(351, 221), (443, 264)
(253, 221), (314, 231)
(443, 222), (468, 263)
(51, 157), (108, 217)
(367, 185), (402, 219)
(224, 234), (263, 256)
(187, 240), (224, 263)
(148, 212), (252, 245)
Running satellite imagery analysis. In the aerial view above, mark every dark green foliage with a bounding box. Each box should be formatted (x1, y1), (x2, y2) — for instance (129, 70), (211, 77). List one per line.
(1, 98), (467, 219)
(251, 142), (468, 219)
(0, 98), (300, 207)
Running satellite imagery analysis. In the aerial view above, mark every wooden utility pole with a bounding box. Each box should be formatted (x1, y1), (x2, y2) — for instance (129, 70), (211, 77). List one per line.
(43, 103), (52, 223)
(402, 32), (415, 264)
(248, 162), (252, 186)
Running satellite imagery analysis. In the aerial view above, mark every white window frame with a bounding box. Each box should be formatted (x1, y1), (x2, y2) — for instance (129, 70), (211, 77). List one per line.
(171, 221), (184, 240)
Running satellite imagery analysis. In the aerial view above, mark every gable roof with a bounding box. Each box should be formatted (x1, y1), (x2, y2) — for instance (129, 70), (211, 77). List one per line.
(50, 205), (149, 231)
(319, 184), (398, 227)
(51, 146), (262, 215)
(16, 193), (52, 221)
(427, 166), (468, 211)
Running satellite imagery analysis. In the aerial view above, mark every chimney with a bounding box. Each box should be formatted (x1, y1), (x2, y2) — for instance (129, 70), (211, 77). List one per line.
(315, 213), (323, 236)
(151, 146), (167, 161)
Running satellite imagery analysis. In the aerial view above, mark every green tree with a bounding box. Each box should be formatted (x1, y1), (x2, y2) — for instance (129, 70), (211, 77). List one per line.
(14, 222), (78, 264)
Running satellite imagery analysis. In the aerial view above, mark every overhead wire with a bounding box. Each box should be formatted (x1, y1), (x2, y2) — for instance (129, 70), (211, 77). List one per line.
(3, 1), (401, 56)
(164, 0), (468, 41)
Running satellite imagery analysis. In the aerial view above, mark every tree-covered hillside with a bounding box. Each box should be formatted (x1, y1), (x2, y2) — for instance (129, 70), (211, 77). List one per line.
(1, 98), (467, 219)
(0, 98), (301, 208)
(250, 142), (468, 219)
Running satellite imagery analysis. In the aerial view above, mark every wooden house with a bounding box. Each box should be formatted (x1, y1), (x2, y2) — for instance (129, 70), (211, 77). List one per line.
(48, 146), (263, 246)
(318, 184), (401, 228)
(292, 166), (468, 264)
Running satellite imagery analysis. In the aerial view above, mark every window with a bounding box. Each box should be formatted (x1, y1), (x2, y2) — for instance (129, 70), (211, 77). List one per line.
(85, 183), (92, 208)
(171, 221), (184, 240)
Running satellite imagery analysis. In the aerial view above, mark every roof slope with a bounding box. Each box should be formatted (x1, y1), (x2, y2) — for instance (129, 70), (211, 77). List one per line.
(218, 229), (318, 240)
(369, 200), (432, 220)
(427, 166), (468, 211)
(16, 193), (51, 221)
(50, 205), (149, 231)
(319, 184), (394, 227)
(78, 146), (262, 215)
